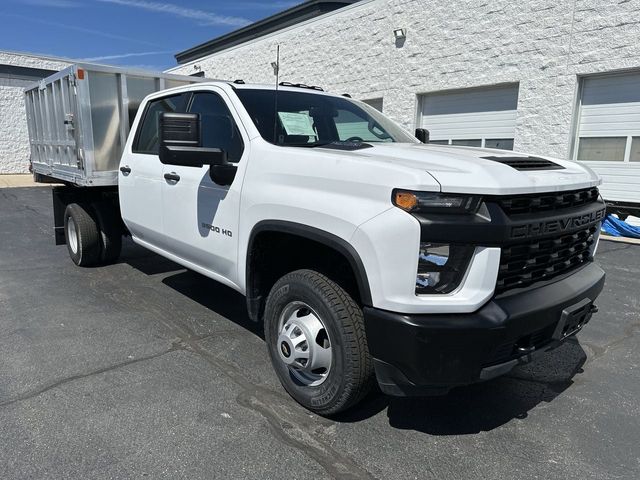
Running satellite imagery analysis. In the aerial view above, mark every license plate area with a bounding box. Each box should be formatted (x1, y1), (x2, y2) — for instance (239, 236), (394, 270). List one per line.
(553, 298), (593, 340)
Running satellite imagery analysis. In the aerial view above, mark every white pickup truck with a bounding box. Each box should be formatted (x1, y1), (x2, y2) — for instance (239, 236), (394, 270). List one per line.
(26, 65), (606, 415)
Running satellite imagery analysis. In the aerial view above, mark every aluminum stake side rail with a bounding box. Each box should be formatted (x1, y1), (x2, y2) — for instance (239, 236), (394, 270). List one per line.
(24, 63), (208, 187)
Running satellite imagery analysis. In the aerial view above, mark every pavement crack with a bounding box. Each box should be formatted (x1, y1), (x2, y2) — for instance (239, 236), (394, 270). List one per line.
(237, 389), (377, 480)
(581, 320), (640, 363)
(86, 268), (375, 479)
(0, 348), (176, 408)
(177, 337), (377, 480)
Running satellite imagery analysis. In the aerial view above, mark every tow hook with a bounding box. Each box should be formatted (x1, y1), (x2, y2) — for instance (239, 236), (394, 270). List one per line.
(516, 345), (536, 355)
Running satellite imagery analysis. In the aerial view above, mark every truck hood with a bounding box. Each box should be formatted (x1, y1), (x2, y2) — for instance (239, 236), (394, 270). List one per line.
(323, 143), (601, 195)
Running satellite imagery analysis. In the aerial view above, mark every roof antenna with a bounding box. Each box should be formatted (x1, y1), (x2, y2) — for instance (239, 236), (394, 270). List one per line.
(272, 45), (280, 145)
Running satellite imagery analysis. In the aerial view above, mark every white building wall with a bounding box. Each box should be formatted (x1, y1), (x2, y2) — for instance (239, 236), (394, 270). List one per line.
(0, 51), (69, 174)
(168, 0), (640, 161)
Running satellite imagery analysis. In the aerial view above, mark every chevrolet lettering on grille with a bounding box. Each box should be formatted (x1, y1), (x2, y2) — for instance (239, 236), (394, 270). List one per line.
(510, 208), (605, 240)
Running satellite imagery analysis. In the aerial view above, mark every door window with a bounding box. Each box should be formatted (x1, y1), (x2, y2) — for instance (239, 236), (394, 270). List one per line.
(133, 93), (191, 154)
(188, 92), (244, 163)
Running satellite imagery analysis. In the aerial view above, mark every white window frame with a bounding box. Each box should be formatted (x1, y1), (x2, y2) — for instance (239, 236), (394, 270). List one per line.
(571, 71), (640, 163)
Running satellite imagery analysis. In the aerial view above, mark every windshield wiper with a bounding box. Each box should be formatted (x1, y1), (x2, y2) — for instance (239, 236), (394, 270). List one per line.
(282, 140), (374, 150)
(281, 141), (335, 148)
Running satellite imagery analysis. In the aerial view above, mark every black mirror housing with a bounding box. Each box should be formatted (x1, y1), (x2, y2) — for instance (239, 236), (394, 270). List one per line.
(160, 112), (200, 147)
(159, 112), (227, 167)
(415, 128), (430, 144)
(159, 145), (227, 167)
(210, 164), (237, 186)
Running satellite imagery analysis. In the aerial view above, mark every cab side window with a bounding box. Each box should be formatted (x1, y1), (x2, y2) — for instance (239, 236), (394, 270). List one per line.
(188, 92), (244, 163)
(134, 93), (190, 154)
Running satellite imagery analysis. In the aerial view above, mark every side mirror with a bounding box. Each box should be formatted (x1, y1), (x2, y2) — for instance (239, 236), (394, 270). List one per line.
(159, 112), (227, 167)
(415, 128), (430, 144)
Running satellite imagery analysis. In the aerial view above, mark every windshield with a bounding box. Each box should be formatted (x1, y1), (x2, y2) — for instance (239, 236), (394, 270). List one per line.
(235, 88), (417, 147)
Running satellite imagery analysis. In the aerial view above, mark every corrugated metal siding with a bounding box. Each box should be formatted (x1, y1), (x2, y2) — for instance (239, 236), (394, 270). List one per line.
(581, 162), (640, 203)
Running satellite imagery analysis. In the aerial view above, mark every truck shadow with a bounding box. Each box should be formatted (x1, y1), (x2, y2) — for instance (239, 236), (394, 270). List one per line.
(119, 239), (262, 336)
(120, 241), (588, 435)
(162, 270), (263, 338)
(338, 339), (588, 435)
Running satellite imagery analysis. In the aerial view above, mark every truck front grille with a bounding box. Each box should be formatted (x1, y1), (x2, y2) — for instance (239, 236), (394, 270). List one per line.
(496, 225), (597, 293)
(498, 187), (600, 215)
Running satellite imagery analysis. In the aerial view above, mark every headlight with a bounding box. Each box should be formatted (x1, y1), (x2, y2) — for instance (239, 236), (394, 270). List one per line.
(393, 189), (482, 214)
(416, 243), (474, 295)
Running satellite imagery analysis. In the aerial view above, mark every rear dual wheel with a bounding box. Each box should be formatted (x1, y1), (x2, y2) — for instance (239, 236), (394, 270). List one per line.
(64, 202), (122, 267)
(264, 269), (374, 416)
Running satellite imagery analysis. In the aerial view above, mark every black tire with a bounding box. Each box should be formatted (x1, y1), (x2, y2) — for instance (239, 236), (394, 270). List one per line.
(264, 269), (374, 416)
(92, 202), (122, 265)
(63, 203), (101, 267)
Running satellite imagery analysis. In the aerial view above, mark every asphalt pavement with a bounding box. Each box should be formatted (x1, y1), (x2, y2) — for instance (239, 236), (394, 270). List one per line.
(1, 186), (638, 479)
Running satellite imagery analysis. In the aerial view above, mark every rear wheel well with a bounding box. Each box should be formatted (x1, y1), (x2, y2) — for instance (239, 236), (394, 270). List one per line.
(53, 186), (124, 245)
(246, 228), (369, 321)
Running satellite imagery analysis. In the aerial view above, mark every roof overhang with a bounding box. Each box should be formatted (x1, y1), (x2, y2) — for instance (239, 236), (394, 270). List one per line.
(175, 0), (360, 65)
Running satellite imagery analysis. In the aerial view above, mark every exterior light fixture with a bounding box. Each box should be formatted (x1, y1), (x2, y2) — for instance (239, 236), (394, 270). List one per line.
(393, 28), (406, 40)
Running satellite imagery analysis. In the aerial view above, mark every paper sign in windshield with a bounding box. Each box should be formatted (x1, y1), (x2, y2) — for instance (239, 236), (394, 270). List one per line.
(278, 112), (317, 137)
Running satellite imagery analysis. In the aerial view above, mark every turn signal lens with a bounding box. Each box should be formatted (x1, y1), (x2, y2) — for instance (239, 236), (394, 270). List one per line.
(392, 189), (482, 214)
(393, 191), (418, 211)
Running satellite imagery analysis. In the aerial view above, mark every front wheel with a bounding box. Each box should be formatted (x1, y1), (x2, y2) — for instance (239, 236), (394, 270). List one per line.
(264, 270), (374, 416)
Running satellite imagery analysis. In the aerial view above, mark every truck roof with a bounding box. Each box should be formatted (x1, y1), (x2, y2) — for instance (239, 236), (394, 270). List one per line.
(181, 80), (345, 98)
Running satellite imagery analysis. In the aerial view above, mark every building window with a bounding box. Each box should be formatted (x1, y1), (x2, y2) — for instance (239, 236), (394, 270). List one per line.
(362, 98), (383, 112)
(451, 139), (482, 147)
(485, 138), (515, 150)
(577, 137), (627, 162)
(419, 84), (519, 151)
(574, 72), (640, 162)
(631, 137), (640, 162)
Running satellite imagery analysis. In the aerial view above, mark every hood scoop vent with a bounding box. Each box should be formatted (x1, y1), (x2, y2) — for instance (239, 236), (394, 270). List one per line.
(482, 155), (565, 171)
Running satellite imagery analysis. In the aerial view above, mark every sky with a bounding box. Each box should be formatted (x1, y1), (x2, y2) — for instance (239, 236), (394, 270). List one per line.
(0, 0), (303, 71)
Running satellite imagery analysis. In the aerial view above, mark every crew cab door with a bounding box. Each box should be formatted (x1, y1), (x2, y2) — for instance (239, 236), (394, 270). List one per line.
(119, 92), (190, 249)
(161, 89), (247, 285)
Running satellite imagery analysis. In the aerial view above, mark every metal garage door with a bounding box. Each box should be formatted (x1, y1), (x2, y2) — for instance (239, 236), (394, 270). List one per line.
(419, 84), (519, 150)
(573, 72), (640, 205)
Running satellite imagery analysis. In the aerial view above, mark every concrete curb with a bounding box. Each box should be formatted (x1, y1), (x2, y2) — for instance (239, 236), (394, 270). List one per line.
(0, 174), (41, 188)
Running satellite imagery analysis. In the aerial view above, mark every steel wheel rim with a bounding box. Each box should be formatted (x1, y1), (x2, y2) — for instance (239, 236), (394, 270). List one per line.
(276, 301), (332, 387)
(67, 217), (78, 254)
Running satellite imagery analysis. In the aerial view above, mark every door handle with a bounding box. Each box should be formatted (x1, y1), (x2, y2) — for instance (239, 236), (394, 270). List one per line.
(120, 165), (131, 174)
(164, 172), (180, 182)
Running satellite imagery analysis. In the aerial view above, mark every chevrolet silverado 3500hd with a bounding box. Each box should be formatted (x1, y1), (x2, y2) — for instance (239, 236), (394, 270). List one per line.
(26, 65), (606, 415)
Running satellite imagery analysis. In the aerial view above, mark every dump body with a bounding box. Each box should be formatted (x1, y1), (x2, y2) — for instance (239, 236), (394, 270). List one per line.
(24, 64), (206, 186)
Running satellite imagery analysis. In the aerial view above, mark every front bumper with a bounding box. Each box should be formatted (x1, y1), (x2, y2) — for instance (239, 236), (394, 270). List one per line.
(364, 262), (605, 396)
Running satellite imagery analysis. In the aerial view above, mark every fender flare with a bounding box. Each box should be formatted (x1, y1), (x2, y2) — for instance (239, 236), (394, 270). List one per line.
(246, 220), (373, 319)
